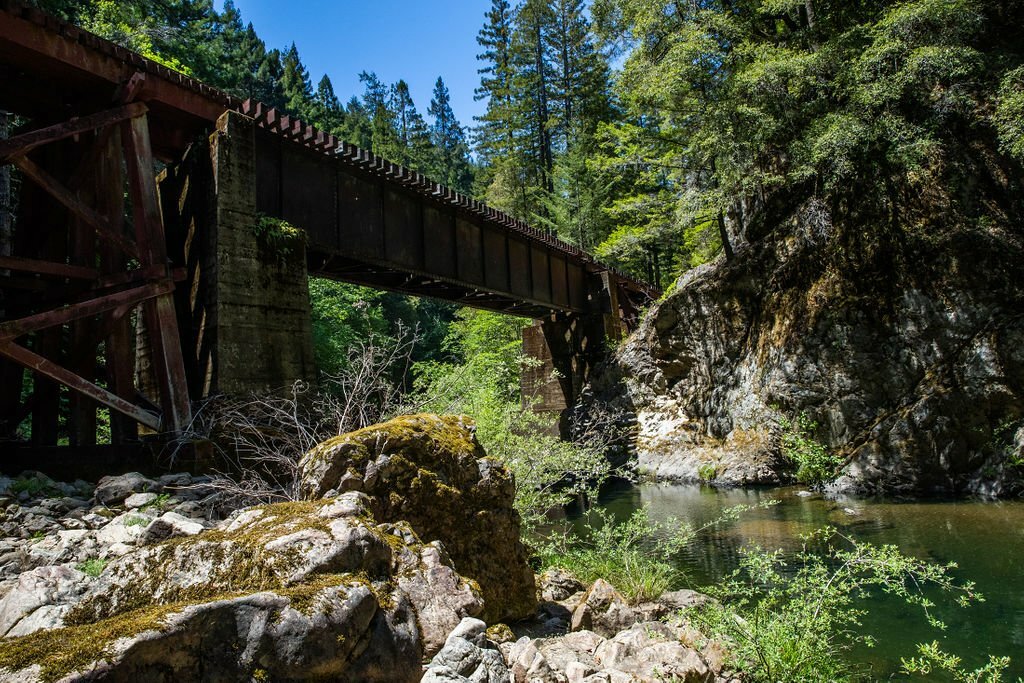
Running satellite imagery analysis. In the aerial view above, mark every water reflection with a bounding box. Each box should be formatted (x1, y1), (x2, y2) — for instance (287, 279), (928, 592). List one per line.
(574, 481), (1024, 680)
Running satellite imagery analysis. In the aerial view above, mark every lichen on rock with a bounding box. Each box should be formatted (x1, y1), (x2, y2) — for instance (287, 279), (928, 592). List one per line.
(299, 413), (538, 623)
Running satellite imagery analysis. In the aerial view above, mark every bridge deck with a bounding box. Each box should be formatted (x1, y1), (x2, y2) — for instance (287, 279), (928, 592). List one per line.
(0, 1), (656, 320)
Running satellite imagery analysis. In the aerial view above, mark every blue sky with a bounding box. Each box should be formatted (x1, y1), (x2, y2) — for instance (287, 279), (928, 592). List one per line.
(231, 0), (493, 129)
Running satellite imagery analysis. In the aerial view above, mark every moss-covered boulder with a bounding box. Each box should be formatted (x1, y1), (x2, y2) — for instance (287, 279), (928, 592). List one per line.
(0, 492), (482, 682)
(299, 414), (537, 623)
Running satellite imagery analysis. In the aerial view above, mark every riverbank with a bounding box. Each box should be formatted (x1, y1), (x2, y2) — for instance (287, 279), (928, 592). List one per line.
(576, 480), (1024, 680)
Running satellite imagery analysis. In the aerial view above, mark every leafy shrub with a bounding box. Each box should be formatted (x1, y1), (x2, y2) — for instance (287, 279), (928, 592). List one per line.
(693, 527), (991, 683)
(902, 641), (1015, 682)
(252, 215), (306, 264)
(779, 413), (843, 485)
(697, 462), (718, 482)
(539, 502), (776, 603)
(412, 309), (615, 532)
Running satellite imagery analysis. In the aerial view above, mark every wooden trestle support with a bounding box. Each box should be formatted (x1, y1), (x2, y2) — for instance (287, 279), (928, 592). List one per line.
(0, 102), (192, 445)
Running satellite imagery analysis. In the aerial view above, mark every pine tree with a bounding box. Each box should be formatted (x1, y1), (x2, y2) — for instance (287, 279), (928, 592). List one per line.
(511, 0), (556, 218)
(545, 0), (610, 151)
(338, 96), (373, 149)
(311, 74), (344, 133)
(360, 71), (401, 160)
(253, 46), (286, 110)
(280, 42), (314, 118)
(428, 77), (472, 192)
(390, 81), (433, 171)
(475, 0), (517, 167)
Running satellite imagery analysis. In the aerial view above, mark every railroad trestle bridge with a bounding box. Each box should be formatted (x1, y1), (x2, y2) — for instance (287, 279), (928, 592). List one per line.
(0, 2), (657, 461)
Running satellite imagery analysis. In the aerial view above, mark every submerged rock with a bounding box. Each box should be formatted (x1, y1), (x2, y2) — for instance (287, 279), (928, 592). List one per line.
(299, 413), (537, 622)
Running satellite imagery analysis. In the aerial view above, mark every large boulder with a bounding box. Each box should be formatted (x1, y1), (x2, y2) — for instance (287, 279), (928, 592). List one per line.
(0, 492), (482, 682)
(299, 414), (537, 622)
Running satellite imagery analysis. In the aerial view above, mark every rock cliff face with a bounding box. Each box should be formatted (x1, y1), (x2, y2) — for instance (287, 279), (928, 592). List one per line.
(594, 199), (1024, 496)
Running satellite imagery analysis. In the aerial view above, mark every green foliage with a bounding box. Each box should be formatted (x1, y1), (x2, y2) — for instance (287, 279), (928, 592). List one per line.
(412, 308), (609, 532)
(308, 278), (455, 380)
(75, 558), (108, 578)
(10, 478), (55, 497)
(779, 413), (843, 485)
(697, 462), (718, 482)
(123, 516), (148, 528)
(252, 215), (306, 264)
(694, 527), (987, 683)
(992, 419), (1024, 469)
(540, 502), (776, 603)
(996, 67), (1024, 162)
(902, 641), (1017, 682)
(140, 493), (172, 512)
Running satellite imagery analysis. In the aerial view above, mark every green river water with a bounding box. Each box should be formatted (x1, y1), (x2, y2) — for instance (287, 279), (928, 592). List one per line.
(580, 481), (1024, 680)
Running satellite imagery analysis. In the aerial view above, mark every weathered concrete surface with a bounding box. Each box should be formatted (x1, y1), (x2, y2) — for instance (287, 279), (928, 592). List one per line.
(203, 110), (316, 395)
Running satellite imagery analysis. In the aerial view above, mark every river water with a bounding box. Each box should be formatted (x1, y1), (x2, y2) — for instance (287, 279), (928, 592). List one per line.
(577, 481), (1024, 680)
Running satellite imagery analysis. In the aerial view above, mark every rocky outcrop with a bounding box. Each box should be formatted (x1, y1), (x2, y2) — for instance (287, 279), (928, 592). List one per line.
(299, 413), (537, 621)
(0, 415), (540, 682)
(594, 199), (1024, 496)
(0, 492), (482, 682)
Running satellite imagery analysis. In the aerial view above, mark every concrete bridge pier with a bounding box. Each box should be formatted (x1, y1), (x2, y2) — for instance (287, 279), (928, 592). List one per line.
(158, 110), (316, 399)
(521, 271), (627, 431)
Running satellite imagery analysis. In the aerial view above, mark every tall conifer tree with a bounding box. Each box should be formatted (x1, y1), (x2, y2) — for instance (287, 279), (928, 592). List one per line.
(428, 77), (472, 192)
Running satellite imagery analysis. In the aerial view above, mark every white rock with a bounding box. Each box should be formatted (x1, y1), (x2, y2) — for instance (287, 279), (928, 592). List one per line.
(0, 565), (86, 636)
(6, 604), (71, 637)
(124, 492), (159, 509)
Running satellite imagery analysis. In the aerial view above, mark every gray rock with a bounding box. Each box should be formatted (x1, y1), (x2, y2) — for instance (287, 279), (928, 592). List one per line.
(424, 617), (511, 683)
(0, 565), (87, 636)
(123, 492), (159, 509)
(158, 473), (192, 487)
(94, 472), (160, 506)
(299, 414), (537, 623)
(540, 568), (584, 602)
(395, 540), (483, 656)
(570, 579), (637, 638)
(593, 622), (713, 682)
(508, 637), (560, 683)
(94, 512), (151, 547)
(140, 511), (206, 545)
(588, 209), (1024, 496)
(5, 604), (70, 637)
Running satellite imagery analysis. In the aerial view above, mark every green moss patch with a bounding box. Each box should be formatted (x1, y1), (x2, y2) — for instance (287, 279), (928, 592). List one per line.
(0, 602), (186, 682)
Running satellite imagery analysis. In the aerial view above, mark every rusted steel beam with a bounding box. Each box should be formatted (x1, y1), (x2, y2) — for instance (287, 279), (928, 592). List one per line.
(0, 6), (235, 124)
(121, 113), (192, 432)
(0, 102), (146, 162)
(0, 255), (97, 280)
(12, 155), (139, 259)
(0, 340), (161, 431)
(0, 281), (173, 340)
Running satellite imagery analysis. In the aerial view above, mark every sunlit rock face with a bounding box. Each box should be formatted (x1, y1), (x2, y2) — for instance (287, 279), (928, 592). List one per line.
(300, 413), (537, 622)
(592, 199), (1024, 496)
(0, 415), (539, 682)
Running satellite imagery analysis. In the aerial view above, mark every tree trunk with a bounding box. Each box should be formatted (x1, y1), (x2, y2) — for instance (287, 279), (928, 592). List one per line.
(804, 0), (816, 29)
(717, 209), (734, 262)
